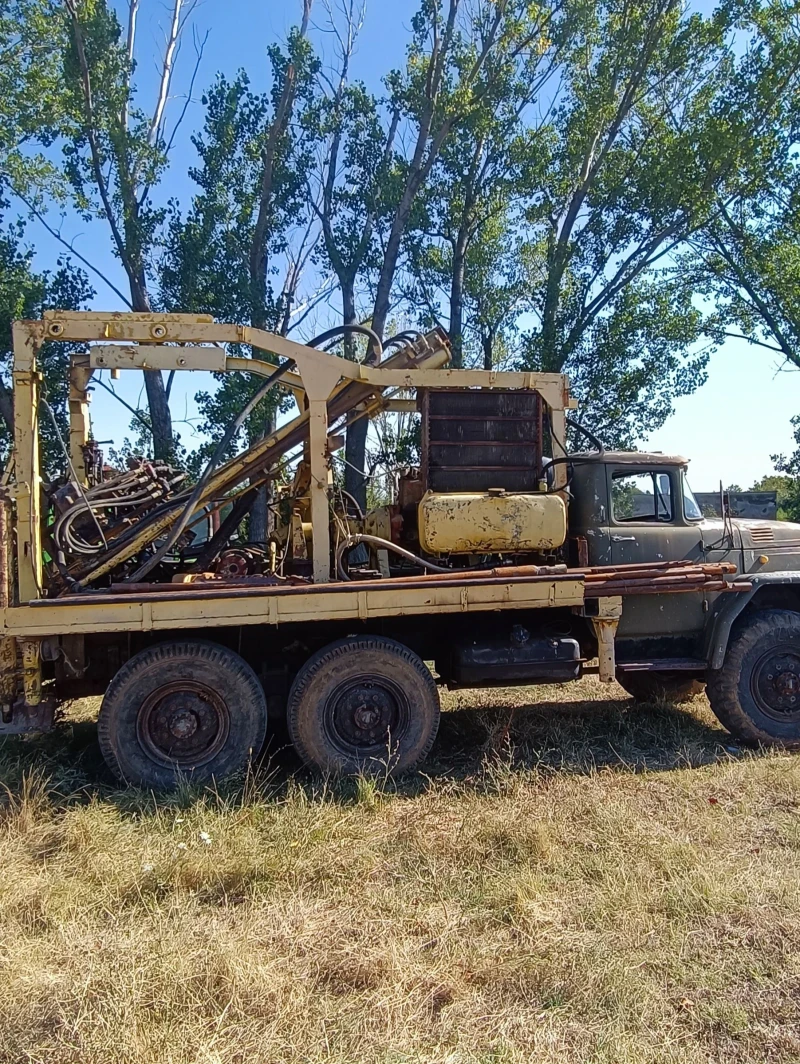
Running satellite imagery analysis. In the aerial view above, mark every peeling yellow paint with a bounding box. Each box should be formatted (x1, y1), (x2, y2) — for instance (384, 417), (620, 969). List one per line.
(419, 491), (567, 554)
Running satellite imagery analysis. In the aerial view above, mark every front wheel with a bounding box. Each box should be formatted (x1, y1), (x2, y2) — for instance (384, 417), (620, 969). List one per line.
(707, 609), (800, 746)
(98, 641), (268, 789)
(287, 636), (440, 775)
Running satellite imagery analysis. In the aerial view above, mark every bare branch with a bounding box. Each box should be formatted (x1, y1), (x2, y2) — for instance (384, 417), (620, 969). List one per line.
(149, 0), (185, 146)
(93, 376), (153, 431)
(250, 1), (314, 323)
(120, 0), (139, 129)
(62, 1), (136, 287)
(287, 274), (338, 334)
(163, 27), (208, 156)
(723, 331), (787, 354)
(15, 189), (133, 307)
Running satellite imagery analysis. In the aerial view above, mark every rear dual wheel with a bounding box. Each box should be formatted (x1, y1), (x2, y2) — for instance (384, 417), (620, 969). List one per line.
(288, 637), (440, 775)
(98, 641), (267, 789)
(98, 635), (439, 788)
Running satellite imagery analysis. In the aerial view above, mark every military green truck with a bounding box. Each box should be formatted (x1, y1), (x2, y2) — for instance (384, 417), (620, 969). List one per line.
(2, 311), (799, 789)
(568, 450), (800, 746)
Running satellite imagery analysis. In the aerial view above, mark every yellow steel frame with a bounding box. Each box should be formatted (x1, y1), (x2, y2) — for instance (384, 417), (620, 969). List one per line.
(4, 575), (587, 637)
(9, 311), (576, 605)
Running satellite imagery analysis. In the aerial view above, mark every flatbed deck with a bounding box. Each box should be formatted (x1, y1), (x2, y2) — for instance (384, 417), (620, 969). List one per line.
(3, 571), (587, 636)
(1, 561), (745, 638)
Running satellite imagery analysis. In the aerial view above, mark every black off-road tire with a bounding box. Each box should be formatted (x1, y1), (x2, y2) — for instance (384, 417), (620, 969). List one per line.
(617, 671), (706, 705)
(98, 641), (267, 789)
(287, 636), (440, 776)
(707, 609), (800, 746)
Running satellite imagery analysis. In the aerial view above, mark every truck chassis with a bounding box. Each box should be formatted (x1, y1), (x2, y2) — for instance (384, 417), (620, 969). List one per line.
(0, 312), (755, 785)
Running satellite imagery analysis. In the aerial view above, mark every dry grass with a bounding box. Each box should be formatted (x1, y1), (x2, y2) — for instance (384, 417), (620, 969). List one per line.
(0, 678), (799, 1063)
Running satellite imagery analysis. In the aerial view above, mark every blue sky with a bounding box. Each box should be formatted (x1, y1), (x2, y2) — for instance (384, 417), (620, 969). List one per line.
(24, 0), (800, 491)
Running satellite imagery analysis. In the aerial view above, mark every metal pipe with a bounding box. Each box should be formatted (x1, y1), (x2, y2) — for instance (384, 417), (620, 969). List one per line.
(336, 533), (453, 581)
(72, 336), (450, 588)
(126, 357), (295, 583)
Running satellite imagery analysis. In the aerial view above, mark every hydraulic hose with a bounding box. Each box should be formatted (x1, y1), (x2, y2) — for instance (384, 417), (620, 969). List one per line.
(565, 416), (605, 455)
(307, 324), (383, 363)
(336, 533), (453, 581)
(126, 357), (295, 583)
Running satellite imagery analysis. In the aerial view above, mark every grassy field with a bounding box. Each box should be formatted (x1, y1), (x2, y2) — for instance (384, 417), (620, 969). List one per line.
(0, 679), (798, 1064)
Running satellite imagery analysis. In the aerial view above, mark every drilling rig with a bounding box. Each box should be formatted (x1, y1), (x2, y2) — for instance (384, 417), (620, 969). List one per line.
(0, 310), (789, 788)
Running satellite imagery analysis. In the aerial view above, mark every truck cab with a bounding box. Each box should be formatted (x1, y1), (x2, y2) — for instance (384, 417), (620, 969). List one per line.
(569, 451), (800, 694)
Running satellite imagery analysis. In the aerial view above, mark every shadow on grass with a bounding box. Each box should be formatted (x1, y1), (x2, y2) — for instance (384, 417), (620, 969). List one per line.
(431, 694), (740, 780)
(0, 687), (758, 815)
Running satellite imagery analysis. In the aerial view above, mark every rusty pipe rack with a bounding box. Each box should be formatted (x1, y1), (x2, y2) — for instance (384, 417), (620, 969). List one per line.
(54, 559), (746, 605)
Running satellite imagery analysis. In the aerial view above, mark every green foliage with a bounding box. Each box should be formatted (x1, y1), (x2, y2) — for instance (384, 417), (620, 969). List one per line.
(312, 78), (397, 302)
(1, 0), (196, 458)
(0, 204), (92, 474)
(404, 1), (559, 368)
(765, 416), (800, 521)
(688, 0), (800, 368)
(0, 0), (72, 196)
(59, 0), (167, 292)
(749, 473), (800, 521)
(515, 0), (800, 443)
(161, 28), (319, 469)
(3, 0), (800, 484)
(554, 279), (709, 447)
(161, 44), (318, 324)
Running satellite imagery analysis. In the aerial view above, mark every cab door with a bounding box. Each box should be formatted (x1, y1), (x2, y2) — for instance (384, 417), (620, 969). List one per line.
(607, 466), (705, 643)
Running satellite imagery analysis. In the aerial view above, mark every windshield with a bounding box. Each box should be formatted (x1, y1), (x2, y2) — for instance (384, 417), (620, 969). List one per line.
(683, 473), (703, 520)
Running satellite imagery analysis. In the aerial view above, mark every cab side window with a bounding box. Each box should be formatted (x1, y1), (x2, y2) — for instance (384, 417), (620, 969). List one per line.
(612, 471), (673, 522)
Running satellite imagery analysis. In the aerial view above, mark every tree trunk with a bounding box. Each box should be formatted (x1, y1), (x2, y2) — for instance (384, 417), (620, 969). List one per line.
(540, 224), (563, 372)
(482, 330), (493, 370)
(128, 282), (175, 461)
(248, 447), (272, 543)
(248, 306), (278, 544)
(142, 370), (174, 460)
(372, 173), (426, 340)
(245, 5), (312, 544)
(449, 234), (467, 368)
(0, 384), (13, 437)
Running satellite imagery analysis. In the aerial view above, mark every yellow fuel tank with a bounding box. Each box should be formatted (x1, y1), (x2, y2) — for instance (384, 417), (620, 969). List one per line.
(418, 490), (566, 554)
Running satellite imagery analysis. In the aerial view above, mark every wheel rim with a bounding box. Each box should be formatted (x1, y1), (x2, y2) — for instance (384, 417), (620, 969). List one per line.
(751, 643), (800, 723)
(323, 675), (410, 760)
(137, 679), (230, 768)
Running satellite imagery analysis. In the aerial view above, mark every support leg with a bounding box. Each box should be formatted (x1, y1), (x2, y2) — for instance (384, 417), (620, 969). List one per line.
(589, 596), (623, 683)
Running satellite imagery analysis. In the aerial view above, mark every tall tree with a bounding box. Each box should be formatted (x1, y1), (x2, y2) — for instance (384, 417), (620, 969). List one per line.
(56, 0), (206, 458)
(0, 205), (92, 471)
(687, 0), (800, 369)
(514, 0), (800, 443)
(310, 0), (400, 506)
(404, 0), (563, 368)
(315, 0), (550, 507)
(3, 0), (207, 459)
(161, 2), (317, 536)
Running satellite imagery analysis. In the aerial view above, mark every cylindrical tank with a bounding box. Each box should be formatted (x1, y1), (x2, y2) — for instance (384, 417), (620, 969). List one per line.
(418, 490), (567, 554)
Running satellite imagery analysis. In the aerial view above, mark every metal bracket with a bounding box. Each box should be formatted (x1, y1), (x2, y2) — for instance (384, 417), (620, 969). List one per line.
(90, 344), (228, 373)
(582, 596), (623, 683)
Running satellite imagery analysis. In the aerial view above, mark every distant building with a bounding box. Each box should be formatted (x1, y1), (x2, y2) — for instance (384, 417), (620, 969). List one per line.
(695, 491), (778, 520)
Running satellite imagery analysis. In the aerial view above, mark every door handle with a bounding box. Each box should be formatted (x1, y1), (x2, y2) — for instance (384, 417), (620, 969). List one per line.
(611, 535), (636, 542)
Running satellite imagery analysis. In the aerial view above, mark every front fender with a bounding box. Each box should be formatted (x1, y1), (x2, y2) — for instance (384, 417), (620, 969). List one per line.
(705, 572), (800, 669)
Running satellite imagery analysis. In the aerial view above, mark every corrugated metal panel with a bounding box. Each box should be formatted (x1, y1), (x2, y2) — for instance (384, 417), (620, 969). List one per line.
(421, 388), (543, 492)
